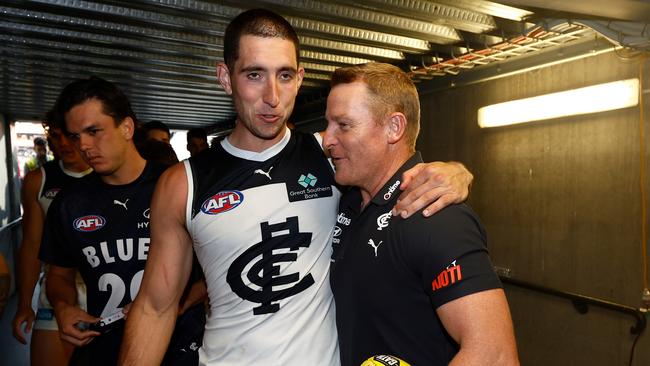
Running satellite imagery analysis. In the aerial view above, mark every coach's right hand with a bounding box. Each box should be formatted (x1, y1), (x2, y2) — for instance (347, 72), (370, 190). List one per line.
(54, 303), (100, 346)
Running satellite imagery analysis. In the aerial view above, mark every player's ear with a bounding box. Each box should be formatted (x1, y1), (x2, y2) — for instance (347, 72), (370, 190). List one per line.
(120, 117), (135, 140)
(386, 112), (407, 145)
(296, 66), (305, 90)
(217, 62), (233, 95)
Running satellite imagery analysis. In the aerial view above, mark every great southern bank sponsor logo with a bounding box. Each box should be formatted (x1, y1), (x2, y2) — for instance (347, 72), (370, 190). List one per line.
(288, 173), (332, 202)
(201, 191), (244, 215)
(297, 173), (317, 188)
(73, 215), (106, 232)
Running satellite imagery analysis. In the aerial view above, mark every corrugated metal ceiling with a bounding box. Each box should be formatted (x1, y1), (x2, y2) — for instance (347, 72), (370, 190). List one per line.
(0, 0), (646, 132)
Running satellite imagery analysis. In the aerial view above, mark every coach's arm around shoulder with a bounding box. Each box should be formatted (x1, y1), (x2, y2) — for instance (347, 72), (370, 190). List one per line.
(439, 288), (519, 366)
(119, 163), (194, 365)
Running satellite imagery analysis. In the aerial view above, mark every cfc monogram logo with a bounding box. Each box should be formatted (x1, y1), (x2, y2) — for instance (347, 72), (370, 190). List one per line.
(376, 211), (392, 231)
(226, 216), (315, 315)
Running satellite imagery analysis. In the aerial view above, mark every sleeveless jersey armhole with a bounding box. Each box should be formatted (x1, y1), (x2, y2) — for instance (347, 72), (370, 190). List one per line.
(36, 166), (48, 213)
(183, 160), (194, 231)
(37, 165), (46, 200)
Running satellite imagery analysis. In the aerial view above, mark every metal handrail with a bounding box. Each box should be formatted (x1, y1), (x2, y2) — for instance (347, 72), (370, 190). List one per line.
(501, 276), (647, 335)
(0, 217), (22, 236)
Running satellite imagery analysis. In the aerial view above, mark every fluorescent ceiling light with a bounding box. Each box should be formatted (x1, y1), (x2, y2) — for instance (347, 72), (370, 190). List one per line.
(478, 78), (639, 128)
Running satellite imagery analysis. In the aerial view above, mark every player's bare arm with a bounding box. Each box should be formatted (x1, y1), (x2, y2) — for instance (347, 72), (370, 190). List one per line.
(394, 161), (473, 218)
(119, 162), (194, 366)
(46, 265), (100, 346)
(12, 169), (44, 343)
(437, 288), (519, 366)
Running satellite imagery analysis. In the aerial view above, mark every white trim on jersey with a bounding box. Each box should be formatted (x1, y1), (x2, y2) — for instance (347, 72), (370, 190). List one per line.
(221, 127), (292, 161)
(183, 160), (194, 230)
(38, 165), (47, 210)
(38, 161), (92, 214)
(58, 160), (93, 178)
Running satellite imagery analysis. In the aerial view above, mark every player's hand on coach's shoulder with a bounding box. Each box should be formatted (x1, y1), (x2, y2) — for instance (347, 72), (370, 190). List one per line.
(54, 302), (100, 346)
(394, 161), (473, 218)
(11, 304), (36, 344)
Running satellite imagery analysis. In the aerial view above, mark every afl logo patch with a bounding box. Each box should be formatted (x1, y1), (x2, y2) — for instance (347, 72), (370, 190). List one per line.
(201, 191), (244, 215)
(44, 188), (61, 199)
(73, 215), (106, 232)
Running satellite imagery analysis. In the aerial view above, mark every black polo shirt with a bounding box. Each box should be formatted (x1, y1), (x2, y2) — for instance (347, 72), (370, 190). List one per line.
(330, 152), (502, 366)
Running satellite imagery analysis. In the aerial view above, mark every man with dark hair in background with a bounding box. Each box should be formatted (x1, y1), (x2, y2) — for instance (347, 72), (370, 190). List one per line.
(138, 139), (179, 166)
(186, 128), (209, 157)
(142, 120), (171, 144)
(24, 137), (50, 174)
(136, 120), (178, 165)
(325, 63), (518, 366)
(120, 9), (474, 366)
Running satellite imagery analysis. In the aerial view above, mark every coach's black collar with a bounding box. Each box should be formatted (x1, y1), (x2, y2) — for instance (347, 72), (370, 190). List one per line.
(369, 151), (423, 208)
(341, 152), (424, 216)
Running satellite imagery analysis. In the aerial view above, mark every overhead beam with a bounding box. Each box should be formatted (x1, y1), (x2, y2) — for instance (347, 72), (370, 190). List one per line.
(417, 36), (616, 95)
(497, 0), (650, 22)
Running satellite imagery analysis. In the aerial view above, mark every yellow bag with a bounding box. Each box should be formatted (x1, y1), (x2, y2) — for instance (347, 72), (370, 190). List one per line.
(361, 355), (412, 366)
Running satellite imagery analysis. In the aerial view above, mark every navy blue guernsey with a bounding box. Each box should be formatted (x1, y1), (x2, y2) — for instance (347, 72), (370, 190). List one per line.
(34, 160), (91, 332)
(40, 162), (166, 319)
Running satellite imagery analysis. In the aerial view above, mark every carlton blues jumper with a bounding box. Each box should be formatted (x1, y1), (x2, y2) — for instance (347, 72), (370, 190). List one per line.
(35, 160), (92, 331)
(185, 129), (341, 365)
(39, 162), (166, 366)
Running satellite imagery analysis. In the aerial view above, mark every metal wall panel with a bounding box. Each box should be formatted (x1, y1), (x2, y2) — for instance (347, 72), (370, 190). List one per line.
(417, 50), (650, 365)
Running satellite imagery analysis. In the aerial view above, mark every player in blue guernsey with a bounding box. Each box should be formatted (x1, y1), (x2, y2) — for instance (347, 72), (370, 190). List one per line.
(39, 77), (167, 366)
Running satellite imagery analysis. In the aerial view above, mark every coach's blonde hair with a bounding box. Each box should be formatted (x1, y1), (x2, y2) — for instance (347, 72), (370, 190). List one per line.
(331, 63), (420, 150)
